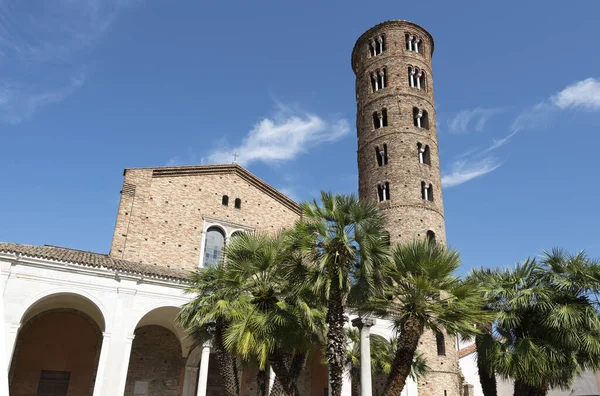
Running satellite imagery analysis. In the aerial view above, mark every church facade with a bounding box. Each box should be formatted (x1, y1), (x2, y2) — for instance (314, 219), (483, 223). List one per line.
(1, 20), (460, 396)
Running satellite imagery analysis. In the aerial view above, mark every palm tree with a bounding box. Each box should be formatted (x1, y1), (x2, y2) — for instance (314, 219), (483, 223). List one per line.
(346, 329), (429, 395)
(471, 250), (600, 396)
(376, 239), (486, 396)
(222, 232), (327, 396)
(177, 264), (246, 396)
(287, 192), (391, 396)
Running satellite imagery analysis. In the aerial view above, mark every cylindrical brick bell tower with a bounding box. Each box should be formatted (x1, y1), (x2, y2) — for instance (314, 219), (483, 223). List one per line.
(352, 21), (462, 396)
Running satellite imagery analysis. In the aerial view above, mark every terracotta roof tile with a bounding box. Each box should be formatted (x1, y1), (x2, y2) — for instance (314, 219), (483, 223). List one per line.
(458, 344), (477, 359)
(0, 243), (191, 281)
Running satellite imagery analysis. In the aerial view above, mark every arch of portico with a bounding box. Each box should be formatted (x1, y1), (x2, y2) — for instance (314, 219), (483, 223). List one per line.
(8, 292), (107, 396)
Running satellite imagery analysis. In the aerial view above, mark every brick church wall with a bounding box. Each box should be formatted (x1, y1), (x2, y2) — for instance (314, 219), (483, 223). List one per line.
(110, 166), (300, 271)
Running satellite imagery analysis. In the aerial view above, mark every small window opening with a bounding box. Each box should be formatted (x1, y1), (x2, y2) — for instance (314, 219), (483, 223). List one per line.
(409, 67), (416, 88)
(421, 182), (434, 202)
(375, 144), (388, 167)
(377, 182), (390, 202)
(373, 109), (388, 129)
(234, 198), (241, 209)
(436, 332), (446, 355)
(222, 195), (229, 206)
(417, 143), (431, 165)
(382, 231), (391, 246)
(427, 230), (436, 245)
(418, 71), (426, 90)
(413, 108), (429, 129)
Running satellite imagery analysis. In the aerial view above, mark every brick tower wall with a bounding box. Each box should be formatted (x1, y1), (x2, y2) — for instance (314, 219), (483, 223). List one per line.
(352, 20), (461, 396)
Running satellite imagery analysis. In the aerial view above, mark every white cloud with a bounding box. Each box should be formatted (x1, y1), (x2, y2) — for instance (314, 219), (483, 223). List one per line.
(0, 0), (137, 123)
(551, 78), (600, 111)
(484, 130), (518, 153)
(205, 104), (349, 166)
(447, 107), (503, 134)
(510, 78), (600, 134)
(442, 157), (501, 188)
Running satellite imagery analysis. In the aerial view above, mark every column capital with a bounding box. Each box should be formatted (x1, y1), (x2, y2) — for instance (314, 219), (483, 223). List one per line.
(352, 317), (375, 328)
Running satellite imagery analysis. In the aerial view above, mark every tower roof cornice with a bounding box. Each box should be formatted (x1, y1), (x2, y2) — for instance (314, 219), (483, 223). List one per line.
(351, 20), (434, 72)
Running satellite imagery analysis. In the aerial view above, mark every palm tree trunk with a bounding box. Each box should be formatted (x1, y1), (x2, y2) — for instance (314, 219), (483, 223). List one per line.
(269, 352), (300, 396)
(514, 380), (549, 396)
(214, 324), (240, 396)
(351, 366), (360, 395)
(269, 378), (285, 396)
(383, 317), (424, 396)
(257, 369), (267, 396)
(475, 323), (497, 396)
(327, 269), (347, 396)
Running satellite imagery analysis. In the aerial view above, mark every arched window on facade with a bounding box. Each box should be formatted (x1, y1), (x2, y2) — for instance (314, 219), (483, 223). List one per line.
(417, 143), (431, 165)
(203, 227), (225, 268)
(427, 230), (436, 245)
(377, 182), (390, 202)
(418, 70), (426, 90)
(436, 332), (446, 356)
(222, 195), (229, 206)
(234, 198), (241, 209)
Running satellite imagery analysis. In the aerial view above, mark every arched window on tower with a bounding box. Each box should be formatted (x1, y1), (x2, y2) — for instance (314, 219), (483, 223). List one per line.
(203, 227), (225, 268)
(375, 144), (388, 167)
(374, 109), (388, 129)
(370, 35), (386, 56)
(427, 230), (436, 245)
(371, 69), (387, 92)
(417, 143), (431, 165)
(413, 108), (429, 129)
(436, 332), (446, 356)
(377, 182), (390, 202)
(405, 34), (422, 54)
(409, 66), (416, 88)
(234, 198), (241, 209)
(421, 182), (433, 202)
(222, 195), (229, 206)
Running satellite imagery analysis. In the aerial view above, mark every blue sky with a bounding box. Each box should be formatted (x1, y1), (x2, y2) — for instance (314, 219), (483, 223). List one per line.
(1, 0), (599, 275)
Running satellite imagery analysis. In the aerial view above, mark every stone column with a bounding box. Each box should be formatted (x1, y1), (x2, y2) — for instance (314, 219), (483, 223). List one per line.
(182, 367), (199, 396)
(197, 342), (211, 396)
(352, 317), (375, 396)
(341, 364), (352, 396)
(91, 332), (111, 396)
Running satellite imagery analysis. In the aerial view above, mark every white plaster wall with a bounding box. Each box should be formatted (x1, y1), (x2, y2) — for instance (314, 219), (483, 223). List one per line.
(1, 255), (192, 396)
(458, 352), (483, 396)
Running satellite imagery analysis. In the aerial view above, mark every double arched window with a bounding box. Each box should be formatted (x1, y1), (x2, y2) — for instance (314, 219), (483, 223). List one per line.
(408, 66), (426, 90)
(203, 227), (225, 268)
(371, 69), (387, 92)
(405, 34), (424, 54)
(369, 35), (386, 57)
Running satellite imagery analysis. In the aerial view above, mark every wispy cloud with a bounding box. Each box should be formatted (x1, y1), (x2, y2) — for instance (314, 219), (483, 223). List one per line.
(0, 0), (137, 124)
(442, 157), (501, 188)
(205, 102), (349, 166)
(511, 78), (600, 134)
(447, 107), (503, 134)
